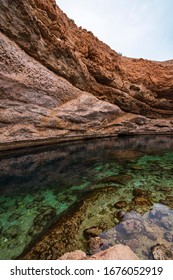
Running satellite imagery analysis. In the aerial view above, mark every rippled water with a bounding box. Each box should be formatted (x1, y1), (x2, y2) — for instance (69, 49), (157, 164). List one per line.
(0, 136), (173, 259)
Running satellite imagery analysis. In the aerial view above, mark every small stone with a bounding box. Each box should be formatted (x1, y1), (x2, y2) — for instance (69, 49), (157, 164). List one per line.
(83, 227), (102, 240)
(133, 188), (149, 197)
(164, 232), (173, 242)
(88, 237), (104, 254)
(99, 174), (133, 185)
(8, 213), (20, 222)
(114, 201), (127, 209)
(166, 196), (173, 202)
(131, 165), (143, 170)
(132, 196), (152, 207)
(116, 210), (126, 220)
(149, 209), (162, 220)
(120, 218), (145, 235)
(161, 219), (172, 230)
(142, 250), (149, 257)
(114, 218), (119, 224)
(4, 225), (20, 239)
(145, 231), (157, 241)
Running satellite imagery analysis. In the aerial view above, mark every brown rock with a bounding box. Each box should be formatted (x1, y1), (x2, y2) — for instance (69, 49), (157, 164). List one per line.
(99, 174), (133, 185)
(83, 227), (102, 240)
(151, 244), (173, 260)
(114, 201), (128, 209)
(0, 0), (173, 150)
(133, 188), (149, 197)
(132, 196), (152, 207)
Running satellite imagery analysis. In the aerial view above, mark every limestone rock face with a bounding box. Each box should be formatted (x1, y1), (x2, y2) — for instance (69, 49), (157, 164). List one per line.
(0, 0), (173, 150)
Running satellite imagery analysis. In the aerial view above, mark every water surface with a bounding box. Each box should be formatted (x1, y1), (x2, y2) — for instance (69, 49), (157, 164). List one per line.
(0, 136), (173, 259)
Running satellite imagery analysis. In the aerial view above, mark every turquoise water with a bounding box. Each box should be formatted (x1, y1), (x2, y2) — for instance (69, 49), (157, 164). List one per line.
(0, 136), (173, 259)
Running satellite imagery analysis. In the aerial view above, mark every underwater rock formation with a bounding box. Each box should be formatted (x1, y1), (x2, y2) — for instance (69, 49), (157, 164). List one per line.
(0, 0), (173, 150)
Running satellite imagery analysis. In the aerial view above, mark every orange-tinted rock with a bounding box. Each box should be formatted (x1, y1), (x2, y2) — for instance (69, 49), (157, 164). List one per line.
(114, 201), (128, 209)
(133, 188), (149, 197)
(0, 0), (173, 150)
(132, 196), (152, 207)
(89, 244), (139, 260)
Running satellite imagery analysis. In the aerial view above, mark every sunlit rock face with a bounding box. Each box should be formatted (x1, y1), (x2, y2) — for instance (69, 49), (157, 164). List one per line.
(0, 0), (173, 150)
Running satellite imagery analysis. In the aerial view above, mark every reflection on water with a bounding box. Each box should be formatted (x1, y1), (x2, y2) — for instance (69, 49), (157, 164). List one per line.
(0, 136), (173, 259)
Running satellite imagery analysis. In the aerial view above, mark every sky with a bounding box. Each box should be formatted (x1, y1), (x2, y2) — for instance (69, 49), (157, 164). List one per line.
(56, 0), (173, 61)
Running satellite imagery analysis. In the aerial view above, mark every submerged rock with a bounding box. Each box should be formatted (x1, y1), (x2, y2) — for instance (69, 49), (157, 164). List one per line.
(29, 206), (57, 237)
(99, 174), (133, 185)
(164, 232), (173, 242)
(145, 231), (157, 241)
(88, 237), (104, 255)
(116, 210), (126, 220)
(120, 218), (145, 235)
(4, 225), (21, 239)
(83, 227), (102, 240)
(114, 201), (127, 209)
(8, 213), (20, 222)
(0, 223), (3, 234)
(132, 196), (152, 207)
(133, 188), (149, 197)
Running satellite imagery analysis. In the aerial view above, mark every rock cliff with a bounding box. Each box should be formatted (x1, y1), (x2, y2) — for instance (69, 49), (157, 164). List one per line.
(0, 0), (173, 150)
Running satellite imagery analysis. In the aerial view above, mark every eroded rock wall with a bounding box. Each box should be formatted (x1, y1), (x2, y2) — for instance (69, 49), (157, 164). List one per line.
(0, 0), (173, 150)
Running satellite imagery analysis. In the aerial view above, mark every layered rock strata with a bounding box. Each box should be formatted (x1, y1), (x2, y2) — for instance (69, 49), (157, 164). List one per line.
(0, 0), (173, 150)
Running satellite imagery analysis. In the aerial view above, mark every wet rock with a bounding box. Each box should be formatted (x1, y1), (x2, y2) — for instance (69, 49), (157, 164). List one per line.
(159, 199), (169, 205)
(166, 196), (173, 202)
(149, 209), (162, 220)
(132, 196), (152, 207)
(28, 224), (42, 237)
(123, 238), (140, 251)
(34, 194), (44, 203)
(120, 218), (145, 235)
(115, 150), (143, 162)
(145, 231), (157, 241)
(29, 206), (56, 237)
(88, 237), (104, 254)
(7, 239), (19, 249)
(157, 187), (172, 192)
(0, 222), (3, 234)
(133, 188), (149, 197)
(114, 201), (127, 209)
(83, 226), (102, 240)
(142, 250), (149, 257)
(164, 232), (173, 242)
(161, 219), (172, 230)
(99, 174), (133, 185)
(131, 165), (143, 170)
(116, 210), (126, 220)
(8, 213), (20, 222)
(4, 225), (21, 239)
(151, 244), (173, 260)
(34, 206), (56, 226)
